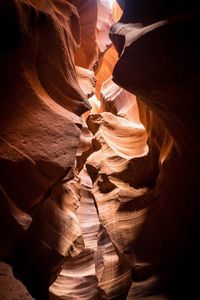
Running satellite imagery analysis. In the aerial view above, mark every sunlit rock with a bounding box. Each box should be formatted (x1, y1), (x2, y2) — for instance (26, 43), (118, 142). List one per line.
(100, 77), (140, 122)
(1, 0), (199, 299)
(49, 167), (100, 300)
(74, 0), (99, 69)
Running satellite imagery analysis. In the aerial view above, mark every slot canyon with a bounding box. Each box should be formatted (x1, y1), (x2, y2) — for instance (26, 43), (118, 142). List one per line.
(0, 0), (200, 299)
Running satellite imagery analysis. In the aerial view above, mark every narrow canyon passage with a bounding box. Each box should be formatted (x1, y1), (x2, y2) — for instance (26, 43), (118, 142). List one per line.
(0, 1), (200, 300)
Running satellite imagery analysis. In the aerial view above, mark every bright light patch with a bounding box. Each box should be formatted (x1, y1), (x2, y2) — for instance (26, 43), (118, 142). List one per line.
(101, 0), (115, 10)
(108, 0), (115, 5)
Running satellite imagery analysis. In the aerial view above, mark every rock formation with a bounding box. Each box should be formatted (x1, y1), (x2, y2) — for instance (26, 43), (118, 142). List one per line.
(110, 1), (200, 298)
(0, 0), (200, 299)
(0, 262), (35, 300)
(0, 0), (89, 298)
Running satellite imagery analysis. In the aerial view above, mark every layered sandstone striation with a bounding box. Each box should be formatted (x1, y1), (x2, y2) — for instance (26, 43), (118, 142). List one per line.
(0, 0), (200, 300)
(0, 0), (90, 298)
(110, 0), (200, 298)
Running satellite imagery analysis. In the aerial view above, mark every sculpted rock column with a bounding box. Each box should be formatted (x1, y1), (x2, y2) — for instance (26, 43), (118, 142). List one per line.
(110, 0), (200, 298)
(0, 1), (90, 299)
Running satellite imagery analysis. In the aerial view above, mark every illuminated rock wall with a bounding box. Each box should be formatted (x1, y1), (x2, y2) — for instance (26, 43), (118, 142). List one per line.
(0, 1), (200, 299)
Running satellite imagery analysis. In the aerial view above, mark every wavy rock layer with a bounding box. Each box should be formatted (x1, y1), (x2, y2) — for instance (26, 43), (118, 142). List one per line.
(110, 1), (200, 298)
(0, 1), (200, 300)
(0, 0), (89, 299)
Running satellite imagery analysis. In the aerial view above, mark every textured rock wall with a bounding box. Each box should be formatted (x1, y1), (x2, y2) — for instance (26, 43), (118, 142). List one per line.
(0, 0), (90, 298)
(110, 1), (200, 298)
(0, 262), (35, 300)
(0, 0), (200, 299)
